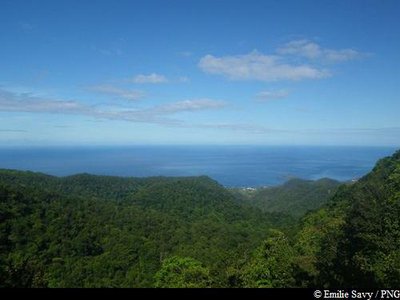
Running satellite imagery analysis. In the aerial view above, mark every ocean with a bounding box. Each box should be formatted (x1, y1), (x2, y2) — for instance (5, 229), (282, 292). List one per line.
(0, 145), (397, 187)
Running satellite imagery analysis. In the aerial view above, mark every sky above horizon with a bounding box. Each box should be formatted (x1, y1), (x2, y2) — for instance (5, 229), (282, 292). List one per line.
(1, 0), (399, 146)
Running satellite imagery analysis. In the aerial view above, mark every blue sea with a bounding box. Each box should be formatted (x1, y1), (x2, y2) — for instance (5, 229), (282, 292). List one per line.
(0, 145), (397, 187)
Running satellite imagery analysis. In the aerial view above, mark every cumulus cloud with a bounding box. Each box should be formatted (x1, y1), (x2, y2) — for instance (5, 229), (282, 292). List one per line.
(198, 40), (366, 82)
(87, 84), (145, 101)
(198, 50), (329, 81)
(255, 89), (289, 101)
(131, 73), (168, 84)
(277, 39), (362, 62)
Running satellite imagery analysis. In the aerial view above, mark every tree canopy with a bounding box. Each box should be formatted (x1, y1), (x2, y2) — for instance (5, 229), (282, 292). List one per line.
(1, 149), (400, 287)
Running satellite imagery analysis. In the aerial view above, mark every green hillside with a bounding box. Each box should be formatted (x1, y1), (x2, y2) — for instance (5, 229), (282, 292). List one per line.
(232, 177), (341, 217)
(0, 169), (293, 287)
(293, 150), (400, 287)
(1, 149), (400, 288)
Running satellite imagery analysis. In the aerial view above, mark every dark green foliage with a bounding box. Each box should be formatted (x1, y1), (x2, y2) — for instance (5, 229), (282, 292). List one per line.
(154, 256), (211, 288)
(315, 151), (400, 287)
(1, 149), (400, 288)
(292, 206), (345, 287)
(240, 229), (295, 287)
(291, 150), (400, 288)
(0, 169), (289, 287)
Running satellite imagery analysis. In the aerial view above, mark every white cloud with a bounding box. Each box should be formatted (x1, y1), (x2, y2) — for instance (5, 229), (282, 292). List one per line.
(0, 89), (226, 127)
(199, 40), (365, 82)
(277, 39), (362, 62)
(0, 89), (90, 114)
(3, 89), (395, 139)
(87, 84), (144, 101)
(255, 89), (289, 101)
(131, 73), (168, 84)
(323, 49), (361, 62)
(198, 50), (329, 81)
(150, 99), (226, 114)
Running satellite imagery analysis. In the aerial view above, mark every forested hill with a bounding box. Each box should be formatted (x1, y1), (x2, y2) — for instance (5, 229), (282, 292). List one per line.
(293, 149), (400, 288)
(231, 177), (341, 218)
(1, 148), (400, 288)
(0, 169), (293, 287)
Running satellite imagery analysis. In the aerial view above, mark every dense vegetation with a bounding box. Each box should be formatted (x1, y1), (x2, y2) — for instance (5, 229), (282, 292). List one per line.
(1, 149), (399, 287)
(231, 178), (341, 218)
(293, 150), (400, 287)
(0, 170), (293, 287)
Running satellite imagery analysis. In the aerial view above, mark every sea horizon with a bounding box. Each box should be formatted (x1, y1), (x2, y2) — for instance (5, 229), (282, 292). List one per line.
(0, 145), (397, 188)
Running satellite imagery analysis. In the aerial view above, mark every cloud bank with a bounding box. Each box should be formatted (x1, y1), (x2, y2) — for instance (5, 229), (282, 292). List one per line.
(0, 89), (225, 127)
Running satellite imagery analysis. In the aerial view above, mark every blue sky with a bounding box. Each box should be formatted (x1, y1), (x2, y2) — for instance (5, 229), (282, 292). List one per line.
(0, 0), (399, 146)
